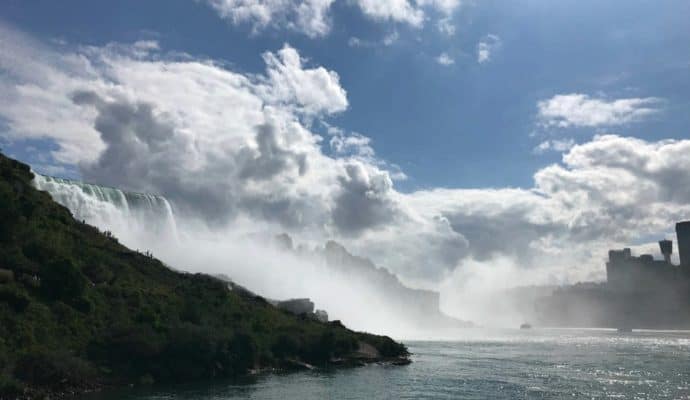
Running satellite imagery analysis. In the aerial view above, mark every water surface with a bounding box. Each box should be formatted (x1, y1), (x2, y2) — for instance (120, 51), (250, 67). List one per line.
(82, 329), (690, 399)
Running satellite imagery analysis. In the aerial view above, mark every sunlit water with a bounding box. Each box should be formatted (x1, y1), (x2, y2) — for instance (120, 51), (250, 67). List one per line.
(82, 329), (690, 399)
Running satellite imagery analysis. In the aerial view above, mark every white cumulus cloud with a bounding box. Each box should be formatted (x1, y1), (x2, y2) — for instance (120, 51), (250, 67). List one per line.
(437, 17), (456, 36)
(205, 0), (335, 37)
(477, 34), (501, 64)
(533, 138), (576, 154)
(202, 0), (462, 36)
(436, 52), (454, 65)
(537, 93), (662, 128)
(259, 44), (348, 115)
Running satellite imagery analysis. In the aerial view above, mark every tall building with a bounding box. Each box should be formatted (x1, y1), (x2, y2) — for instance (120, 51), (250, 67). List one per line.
(676, 221), (690, 267)
(659, 240), (672, 264)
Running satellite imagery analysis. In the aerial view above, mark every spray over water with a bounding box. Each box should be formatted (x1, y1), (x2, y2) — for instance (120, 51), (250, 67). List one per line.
(32, 174), (469, 338)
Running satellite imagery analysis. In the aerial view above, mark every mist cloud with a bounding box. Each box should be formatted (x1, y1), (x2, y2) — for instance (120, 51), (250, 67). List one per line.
(2, 23), (690, 291)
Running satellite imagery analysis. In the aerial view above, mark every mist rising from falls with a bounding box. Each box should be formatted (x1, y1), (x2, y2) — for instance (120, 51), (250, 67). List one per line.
(32, 173), (455, 338)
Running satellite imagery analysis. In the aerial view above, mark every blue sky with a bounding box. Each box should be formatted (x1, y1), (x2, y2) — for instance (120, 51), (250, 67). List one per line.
(2, 0), (690, 284)
(4, 0), (688, 191)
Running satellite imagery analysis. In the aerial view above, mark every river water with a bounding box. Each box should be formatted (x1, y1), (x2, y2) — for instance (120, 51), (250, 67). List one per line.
(81, 328), (690, 399)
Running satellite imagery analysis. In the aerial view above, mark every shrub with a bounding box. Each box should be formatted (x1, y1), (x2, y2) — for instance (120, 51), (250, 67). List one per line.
(160, 325), (218, 380)
(302, 331), (336, 364)
(83, 263), (114, 284)
(14, 349), (96, 387)
(227, 333), (257, 373)
(0, 184), (18, 241)
(0, 374), (24, 398)
(375, 337), (408, 358)
(333, 335), (358, 356)
(93, 324), (163, 363)
(40, 258), (87, 301)
(0, 285), (31, 312)
(271, 334), (299, 358)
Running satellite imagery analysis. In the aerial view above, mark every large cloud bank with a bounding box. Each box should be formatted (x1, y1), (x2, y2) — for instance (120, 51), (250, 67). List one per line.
(2, 23), (690, 294)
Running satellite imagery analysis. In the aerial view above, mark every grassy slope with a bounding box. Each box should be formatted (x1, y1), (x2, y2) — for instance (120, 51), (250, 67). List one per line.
(0, 153), (408, 398)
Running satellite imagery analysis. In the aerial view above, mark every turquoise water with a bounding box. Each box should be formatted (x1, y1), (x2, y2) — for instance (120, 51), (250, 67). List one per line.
(82, 329), (690, 399)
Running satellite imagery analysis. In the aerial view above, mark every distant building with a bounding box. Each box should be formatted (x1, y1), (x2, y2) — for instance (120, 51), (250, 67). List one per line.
(314, 309), (329, 322)
(276, 298), (315, 315)
(537, 220), (690, 330)
(606, 222), (690, 292)
(676, 221), (690, 267)
(659, 239), (672, 263)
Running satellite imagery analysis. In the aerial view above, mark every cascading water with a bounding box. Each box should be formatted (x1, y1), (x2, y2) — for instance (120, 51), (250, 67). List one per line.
(32, 174), (179, 248)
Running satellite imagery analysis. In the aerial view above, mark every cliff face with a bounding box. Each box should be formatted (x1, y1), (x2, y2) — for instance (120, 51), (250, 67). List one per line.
(0, 153), (408, 399)
(319, 241), (471, 328)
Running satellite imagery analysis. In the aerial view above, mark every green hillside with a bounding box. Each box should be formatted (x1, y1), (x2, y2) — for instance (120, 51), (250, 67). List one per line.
(0, 153), (408, 399)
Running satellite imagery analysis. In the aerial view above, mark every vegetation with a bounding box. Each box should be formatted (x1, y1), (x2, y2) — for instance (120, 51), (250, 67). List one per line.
(0, 153), (408, 399)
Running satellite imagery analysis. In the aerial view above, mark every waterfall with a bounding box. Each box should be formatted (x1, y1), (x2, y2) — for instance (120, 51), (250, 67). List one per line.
(32, 174), (179, 247)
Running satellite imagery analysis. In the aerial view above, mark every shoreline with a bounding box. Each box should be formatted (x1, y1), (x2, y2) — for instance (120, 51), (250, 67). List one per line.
(24, 355), (412, 400)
